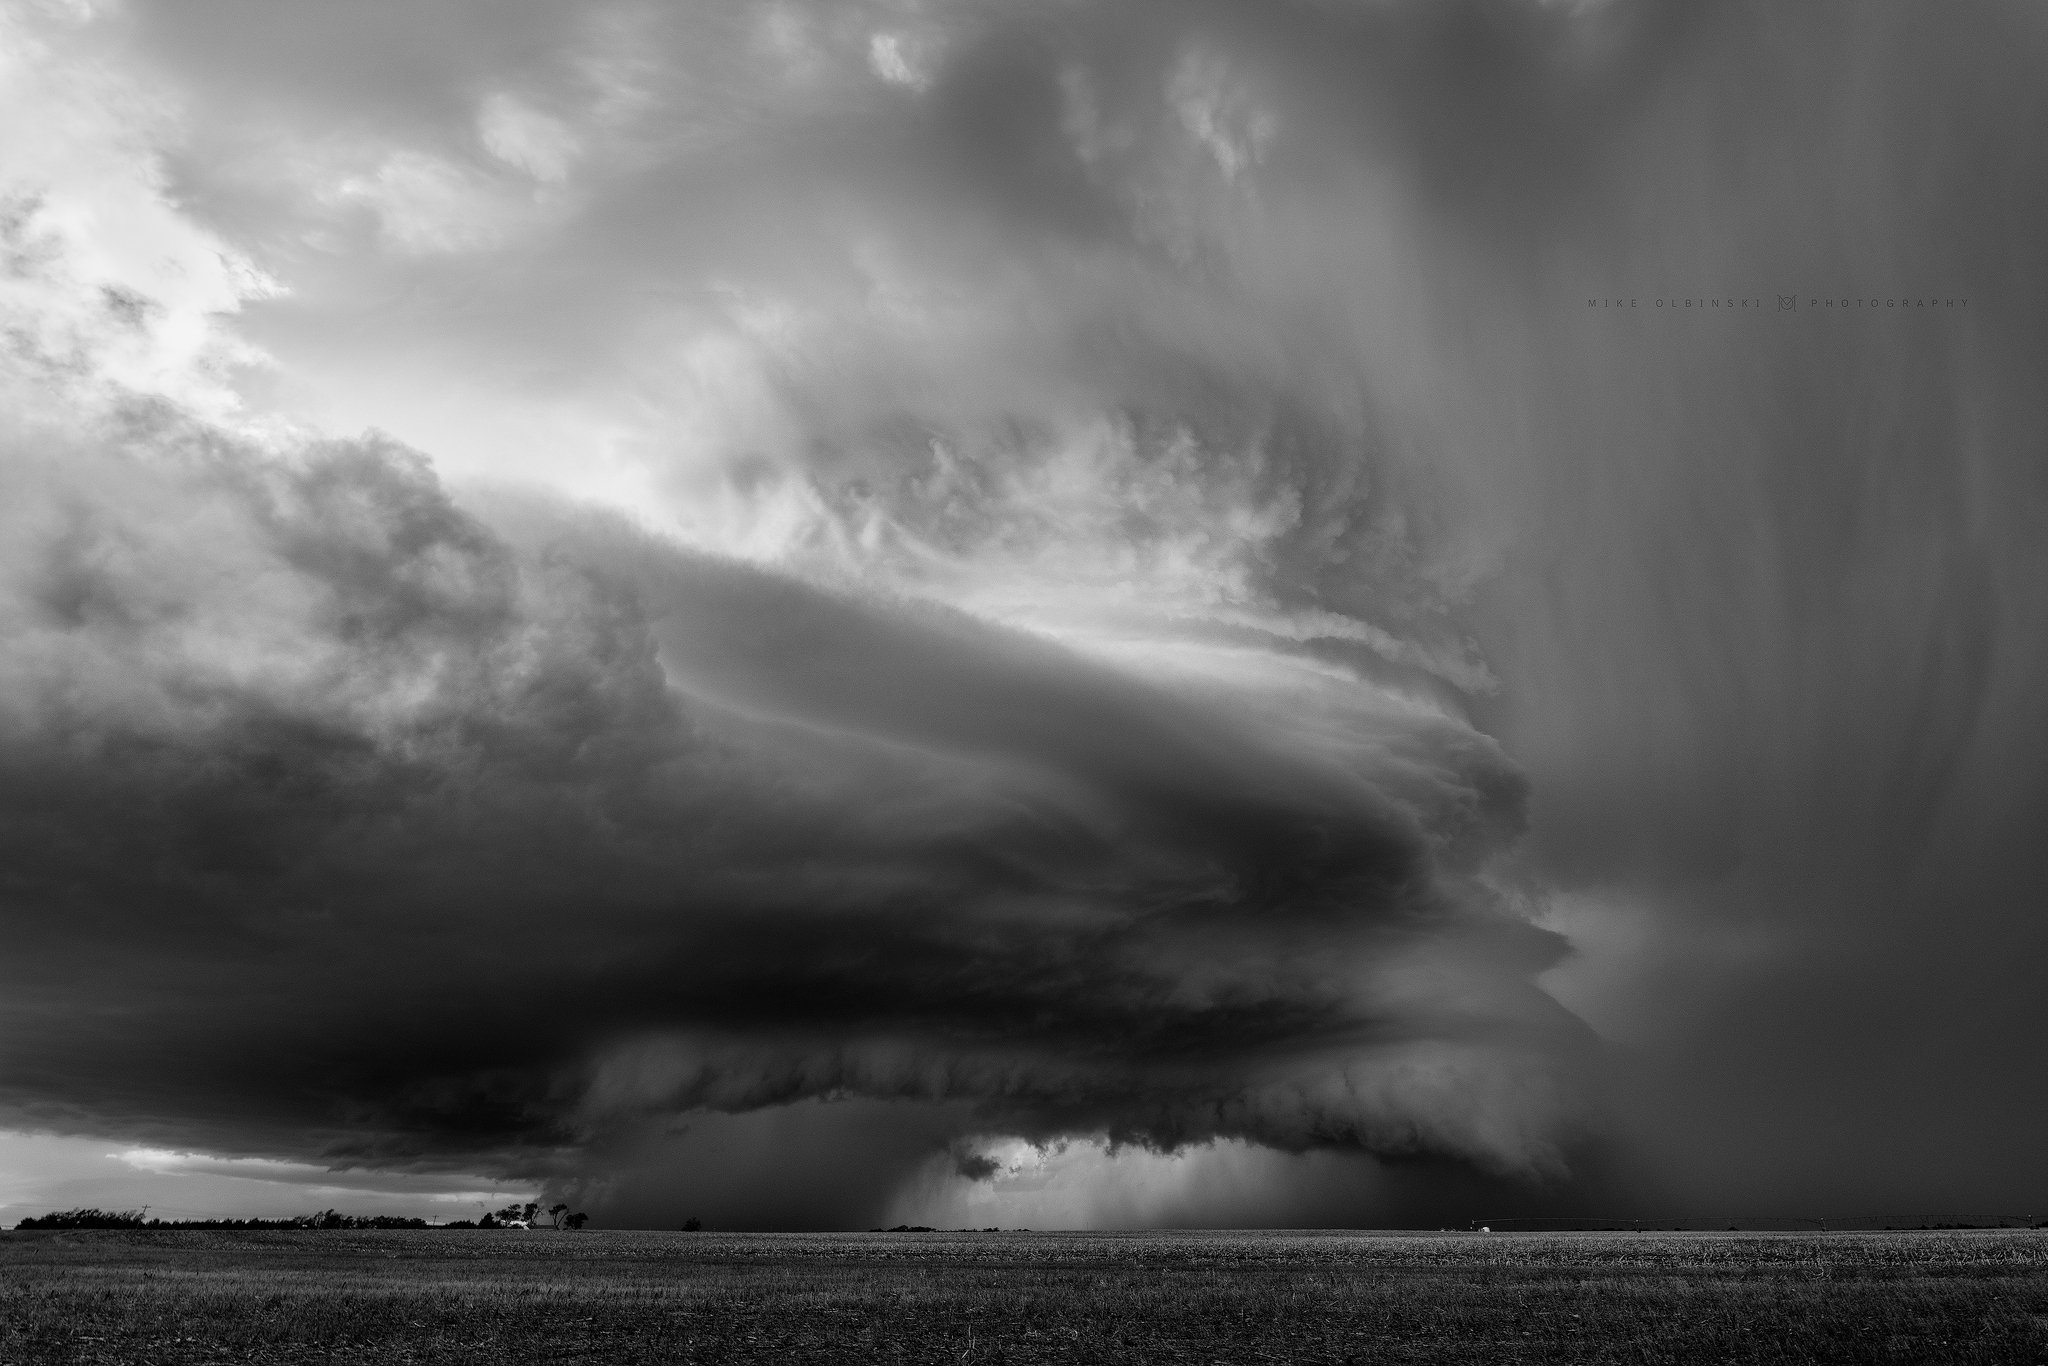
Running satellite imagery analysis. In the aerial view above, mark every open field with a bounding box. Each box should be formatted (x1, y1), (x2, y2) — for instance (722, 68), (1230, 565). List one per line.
(3, 1228), (2045, 1364)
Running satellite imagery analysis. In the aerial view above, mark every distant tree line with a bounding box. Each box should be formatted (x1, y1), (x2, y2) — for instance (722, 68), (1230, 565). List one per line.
(13, 1204), (591, 1231)
(15, 1208), (149, 1230)
(13, 1208), (437, 1230)
(440, 1202), (588, 1230)
(1467, 1214), (2048, 1232)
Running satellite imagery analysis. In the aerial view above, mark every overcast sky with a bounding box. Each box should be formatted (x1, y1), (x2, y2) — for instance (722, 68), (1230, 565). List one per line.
(2, 0), (2043, 1230)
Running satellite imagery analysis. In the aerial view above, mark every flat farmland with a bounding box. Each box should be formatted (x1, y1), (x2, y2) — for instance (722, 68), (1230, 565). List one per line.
(3, 1228), (2045, 1364)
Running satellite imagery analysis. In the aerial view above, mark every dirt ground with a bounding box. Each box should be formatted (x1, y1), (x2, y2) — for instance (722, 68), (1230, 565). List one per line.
(4, 1227), (2045, 1363)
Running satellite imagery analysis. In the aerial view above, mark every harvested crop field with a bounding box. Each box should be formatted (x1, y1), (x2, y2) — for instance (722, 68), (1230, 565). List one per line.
(4, 1227), (2045, 1364)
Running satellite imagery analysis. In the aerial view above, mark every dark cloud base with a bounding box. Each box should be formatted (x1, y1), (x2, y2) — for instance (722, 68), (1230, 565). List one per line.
(5, 0), (2047, 1226)
(0, 387), (1588, 1209)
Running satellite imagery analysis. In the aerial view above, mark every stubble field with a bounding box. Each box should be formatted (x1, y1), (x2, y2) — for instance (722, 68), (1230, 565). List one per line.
(3, 1227), (2044, 1364)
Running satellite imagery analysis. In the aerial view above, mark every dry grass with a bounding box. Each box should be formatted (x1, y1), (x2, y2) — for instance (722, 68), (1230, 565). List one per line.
(3, 1227), (2044, 1363)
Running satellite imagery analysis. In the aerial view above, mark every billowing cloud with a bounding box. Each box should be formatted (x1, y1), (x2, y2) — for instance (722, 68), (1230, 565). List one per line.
(3, 0), (2046, 1228)
(0, 366), (1584, 1189)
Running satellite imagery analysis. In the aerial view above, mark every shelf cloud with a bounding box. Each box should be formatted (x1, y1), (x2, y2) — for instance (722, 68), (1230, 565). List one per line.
(0, 372), (1586, 1196)
(2, 0), (2044, 1227)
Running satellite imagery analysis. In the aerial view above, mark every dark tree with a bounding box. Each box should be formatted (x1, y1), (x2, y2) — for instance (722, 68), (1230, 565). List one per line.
(15, 1208), (145, 1230)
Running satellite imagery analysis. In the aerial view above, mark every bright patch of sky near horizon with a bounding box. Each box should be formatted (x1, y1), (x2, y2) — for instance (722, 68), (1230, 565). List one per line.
(0, 1131), (519, 1226)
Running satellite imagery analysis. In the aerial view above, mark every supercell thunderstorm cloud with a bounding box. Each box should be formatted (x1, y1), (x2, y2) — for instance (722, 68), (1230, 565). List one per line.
(1, 0), (2045, 1229)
